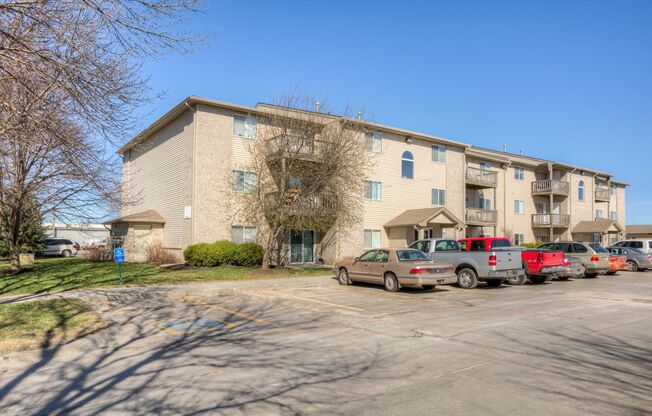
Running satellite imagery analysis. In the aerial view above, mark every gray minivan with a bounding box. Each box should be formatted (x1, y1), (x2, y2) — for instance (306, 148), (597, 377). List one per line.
(611, 239), (652, 255)
(41, 238), (76, 257)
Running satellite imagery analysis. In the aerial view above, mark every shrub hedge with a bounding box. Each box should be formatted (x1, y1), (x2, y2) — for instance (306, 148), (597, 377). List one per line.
(183, 240), (263, 267)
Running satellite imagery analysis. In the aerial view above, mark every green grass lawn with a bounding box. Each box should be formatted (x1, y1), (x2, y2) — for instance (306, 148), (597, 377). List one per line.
(0, 258), (332, 297)
(0, 298), (105, 353)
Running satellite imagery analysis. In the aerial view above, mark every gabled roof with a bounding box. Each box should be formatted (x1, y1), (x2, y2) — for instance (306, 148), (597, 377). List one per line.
(572, 219), (623, 234)
(384, 207), (463, 228)
(104, 209), (165, 225)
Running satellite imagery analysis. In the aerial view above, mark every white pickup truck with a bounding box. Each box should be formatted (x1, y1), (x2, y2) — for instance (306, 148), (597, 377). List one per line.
(409, 239), (525, 289)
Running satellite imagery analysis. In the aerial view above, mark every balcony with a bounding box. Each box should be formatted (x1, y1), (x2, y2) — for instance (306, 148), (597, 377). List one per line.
(595, 188), (610, 202)
(465, 167), (497, 188)
(466, 208), (498, 226)
(532, 213), (570, 228)
(266, 134), (322, 161)
(531, 180), (569, 196)
(265, 192), (338, 227)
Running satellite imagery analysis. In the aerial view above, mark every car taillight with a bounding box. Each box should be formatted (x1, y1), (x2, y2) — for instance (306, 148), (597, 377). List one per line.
(488, 255), (497, 266)
(647, 255), (652, 261)
(591, 255), (599, 262)
(537, 252), (543, 262)
(409, 268), (427, 274)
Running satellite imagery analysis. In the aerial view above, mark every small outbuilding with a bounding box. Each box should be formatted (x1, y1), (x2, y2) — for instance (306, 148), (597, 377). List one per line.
(104, 210), (166, 262)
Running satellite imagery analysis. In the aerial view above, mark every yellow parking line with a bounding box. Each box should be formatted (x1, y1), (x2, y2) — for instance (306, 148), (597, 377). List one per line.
(258, 290), (365, 312)
(182, 295), (268, 324)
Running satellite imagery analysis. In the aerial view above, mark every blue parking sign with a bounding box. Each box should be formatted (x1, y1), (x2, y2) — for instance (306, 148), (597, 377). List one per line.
(114, 248), (125, 263)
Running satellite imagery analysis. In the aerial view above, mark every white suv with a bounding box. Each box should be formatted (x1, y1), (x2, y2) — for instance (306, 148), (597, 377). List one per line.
(611, 239), (652, 255)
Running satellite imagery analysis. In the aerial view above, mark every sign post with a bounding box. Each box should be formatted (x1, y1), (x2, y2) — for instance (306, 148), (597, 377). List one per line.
(114, 247), (125, 286)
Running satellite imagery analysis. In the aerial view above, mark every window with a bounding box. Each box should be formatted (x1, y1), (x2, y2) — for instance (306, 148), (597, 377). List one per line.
(231, 225), (257, 244)
(401, 151), (414, 179)
(288, 177), (304, 191)
(480, 161), (492, 171)
(610, 184), (616, 196)
(431, 144), (446, 163)
(469, 240), (486, 251)
(431, 188), (446, 206)
(491, 239), (511, 249)
(364, 132), (382, 152)
(233, 114), (257, 139)
(423, 228), (433, 239)
(535, 202), (549, 214)
(537, 235), (550, 243)
(364, 181), (382, 200)
(232, 171), (257, 192)
(610, 211), (617, 220)
(596, 209), (603, 219)
(514, 167), (524, 181)
(358, 250), (378, 262)
(573, 243), (588, 253)
(397, 250), (430, 261)
(514, 233), (525, 246)
(479, 197), (491, 210)
(514, 200), (525, 214)
(409, 240), (431, 253)
(578, 180), (585, 201)
(434, 240), (460, 252)
(374, 250), (389, 263)
(364, 229), (381, 248)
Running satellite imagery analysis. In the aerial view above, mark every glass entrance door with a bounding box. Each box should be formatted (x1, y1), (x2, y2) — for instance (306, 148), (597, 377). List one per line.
(290, 229), (315, 264)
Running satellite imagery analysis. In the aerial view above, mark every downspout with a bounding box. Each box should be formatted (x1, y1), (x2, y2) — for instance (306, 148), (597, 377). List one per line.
(462, 146), (470, 238)
(185, 100), (197, 245)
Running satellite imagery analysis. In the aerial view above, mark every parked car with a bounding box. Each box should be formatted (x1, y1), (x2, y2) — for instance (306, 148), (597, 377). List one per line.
(537, 241), (610, 277)
(409, 239), (525, 289)
(611, 239), (652, 255)
(607, 246), (652, 271)
(589, 243), (626, 275)
(556, 256), (585, 280)
(40, 238), (76, 257)
(458, 237), (565, 285)
(334, 248), (457, 292)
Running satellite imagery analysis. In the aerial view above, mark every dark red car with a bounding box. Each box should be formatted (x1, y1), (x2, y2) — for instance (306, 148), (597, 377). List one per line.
(458, 237), (566, 284)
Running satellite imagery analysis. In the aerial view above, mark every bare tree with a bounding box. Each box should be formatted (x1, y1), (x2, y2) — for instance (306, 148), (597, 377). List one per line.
(0, 1), (204, 271)
(233, 96), (373, 269)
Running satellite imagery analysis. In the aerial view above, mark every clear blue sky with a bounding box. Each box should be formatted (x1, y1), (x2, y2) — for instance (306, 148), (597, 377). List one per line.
(138, 0), (652, 223)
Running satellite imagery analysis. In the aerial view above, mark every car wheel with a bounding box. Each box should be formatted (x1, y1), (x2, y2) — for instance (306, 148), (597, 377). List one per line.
(584, 272), (598, 278)
(422, 285), (436, 291)
(337, 268), (352, 285)
(606, 271), (617, 275)
(457, 268), (478, 289)
(626, 260), (639, 272)
(384, 273), (400, 292)
(530, 276), (547, 284)
(557, 276), (571, 281)
(61, 250), (72, 258)
(486, 279), (504, 287)
(506, 274), (527, 285)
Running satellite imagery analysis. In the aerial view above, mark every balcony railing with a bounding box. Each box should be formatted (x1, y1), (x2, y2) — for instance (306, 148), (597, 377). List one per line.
(532, 213), (570, 227)
(265, 192), (337, 221)
(531, 180), (569, 196)
(595, 188), (610, 201)
(466, 208), (498, 226)
(465, 167), (497, 188)
(266, 134), (322, 159)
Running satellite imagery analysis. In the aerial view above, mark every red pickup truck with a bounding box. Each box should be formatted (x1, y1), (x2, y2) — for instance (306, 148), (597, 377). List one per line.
(458, 237), (566, 284)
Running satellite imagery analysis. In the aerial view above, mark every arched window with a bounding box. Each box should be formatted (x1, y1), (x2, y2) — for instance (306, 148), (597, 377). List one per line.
(578, 180), (585, 201)
(401, 151), (414, 179)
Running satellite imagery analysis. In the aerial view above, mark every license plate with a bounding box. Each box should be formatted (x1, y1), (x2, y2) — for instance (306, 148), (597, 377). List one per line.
(437, 279), (444, 284)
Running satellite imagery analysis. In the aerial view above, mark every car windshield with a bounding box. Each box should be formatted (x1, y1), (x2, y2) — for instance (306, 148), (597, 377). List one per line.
(589, 244), (609, 254)
(396, 250), (429, 262)
(491, 239), (511, 249)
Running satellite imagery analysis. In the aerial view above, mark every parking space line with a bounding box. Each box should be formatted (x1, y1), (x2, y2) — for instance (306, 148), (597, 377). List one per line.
(182, 295), (269, 324)
(332, 286), (429, 302)
(257, 290), (365, 312)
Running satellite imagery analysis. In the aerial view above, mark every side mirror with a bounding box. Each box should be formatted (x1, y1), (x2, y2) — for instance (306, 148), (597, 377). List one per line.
(354, 257), (359, 263)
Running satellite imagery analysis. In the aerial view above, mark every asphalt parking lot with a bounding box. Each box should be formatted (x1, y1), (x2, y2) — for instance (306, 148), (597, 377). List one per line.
(1, 271), (651, 415)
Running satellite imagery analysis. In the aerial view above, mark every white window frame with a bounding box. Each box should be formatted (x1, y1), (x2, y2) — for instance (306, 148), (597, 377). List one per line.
(231, 225), (257, 244)
(401, 151), (414, 179)
(479, 197), (491, 210)
(364, 132), (382, 153)
(537, 235), (550, 243)
(596, 209), (603, 219)
(578, 180), (585, 201)
(431, 144), (446, 163)
(610, 211), (618, 220)
(514, 200), (525, 214)
(480, 161), (492, 171)
(364, 180), (382, 201)
(363, 229), (381, 249)
(514, 233), (525, 246)
(514, 166), (524, 181)
(610, 184), (616, 196)
(232, 170), (257, 192)
(233, 114), (258, 139)
(431, 188), (446, 206)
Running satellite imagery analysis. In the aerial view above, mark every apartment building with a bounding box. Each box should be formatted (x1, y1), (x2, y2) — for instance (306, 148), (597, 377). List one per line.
(108, 96), (628, 263)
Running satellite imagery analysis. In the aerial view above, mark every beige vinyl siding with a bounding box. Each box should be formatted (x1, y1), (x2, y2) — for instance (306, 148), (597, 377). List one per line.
(123, 110), (192, 248)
